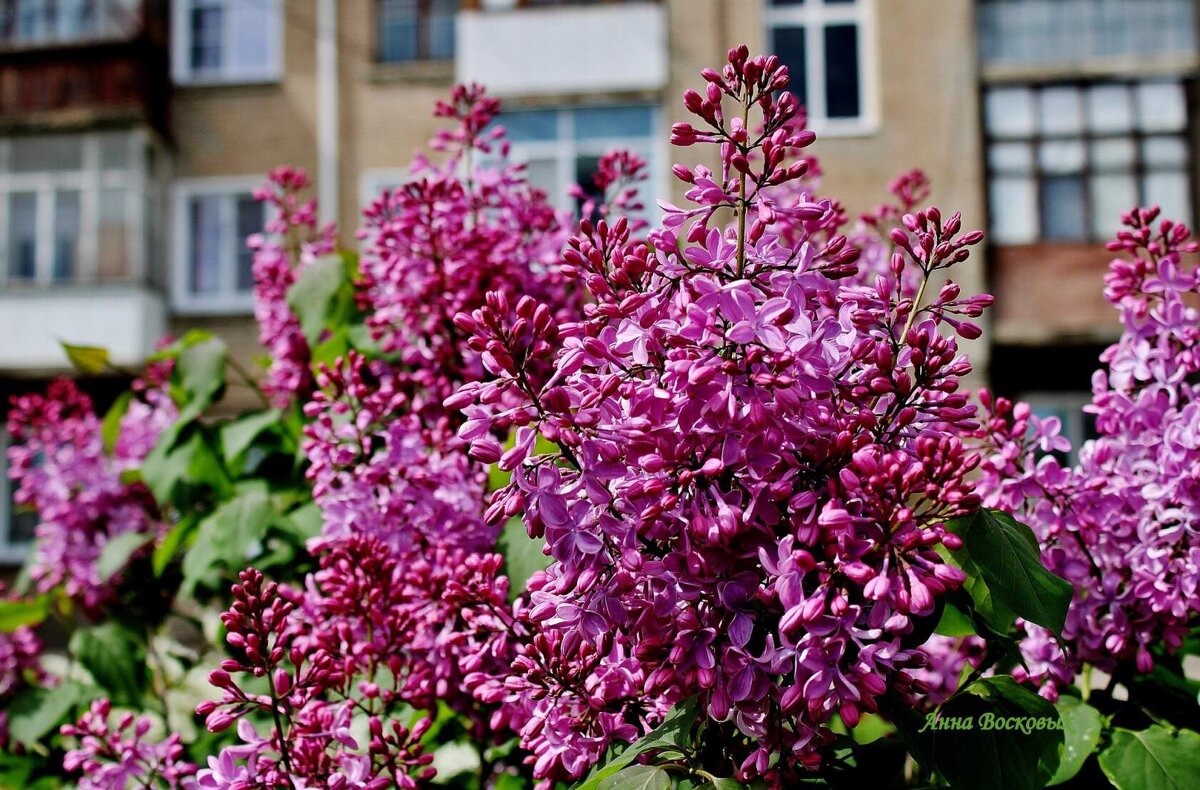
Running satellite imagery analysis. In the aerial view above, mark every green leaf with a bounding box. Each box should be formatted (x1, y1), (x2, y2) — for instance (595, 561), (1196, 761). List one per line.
(497, 517), (550, 602)
(0, 598), (48, 632)
(143, 427), (232, 505)
(1049, 697), (1104, 786)
(1098, 726), (1200, 790)
(101, 391), (134, 453)
(948, 509), (1072, 635)
(933, 597), (977, 637)
(69, 623), (148, 707)
(6, 683), (86, 747)
(287, 254), (354, 346)
(928, 676), (1063, 790)
(576, 700), (698, 790)
(60, 342), (110, 374)
(178, 336), (227, 409)
(181, 486), (273, 595)
(96, 530), (153, 581)
(220, 409), (282, 466)
(703, 779), (742, 790)
(152, 517), (197, 576)
(277, 502), (324, 542)
(310, 326), (351, 368)
(597, 765), (670, 790)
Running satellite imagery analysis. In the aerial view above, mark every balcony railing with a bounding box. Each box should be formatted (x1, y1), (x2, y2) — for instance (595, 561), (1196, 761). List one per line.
(978, 0), (1197, 68)
(0, 1), (168, 132)
(456, 1), (666, 96)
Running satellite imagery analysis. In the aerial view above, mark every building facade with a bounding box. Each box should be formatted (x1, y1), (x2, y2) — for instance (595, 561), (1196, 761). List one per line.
(0, 0), (1196, 558)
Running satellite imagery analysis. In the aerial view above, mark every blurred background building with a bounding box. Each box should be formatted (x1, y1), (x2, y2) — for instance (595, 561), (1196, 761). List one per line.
(0, 0), (1196, 561)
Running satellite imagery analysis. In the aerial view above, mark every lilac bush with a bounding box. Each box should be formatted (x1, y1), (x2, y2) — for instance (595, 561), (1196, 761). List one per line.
(1, 44), (1197, 790)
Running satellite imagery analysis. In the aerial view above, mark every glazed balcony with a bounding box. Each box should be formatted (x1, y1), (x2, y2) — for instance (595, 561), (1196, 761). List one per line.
(0, 0), (169, 133)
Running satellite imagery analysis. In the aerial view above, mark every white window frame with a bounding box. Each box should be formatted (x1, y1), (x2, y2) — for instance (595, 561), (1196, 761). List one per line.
(0, 131), (147, 288)
(502, 105), (663, 218)
(763, 0), (879, 137)
(171, 0), (284, 86)
(359, 168), (412, 210)
(0, 430), (32, 566)
(171, 176), (266, 315)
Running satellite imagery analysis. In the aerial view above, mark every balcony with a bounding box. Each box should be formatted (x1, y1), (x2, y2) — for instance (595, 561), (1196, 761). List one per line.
(455, 1), (666, 97)
(977, 0), (1197, 72)
(990, 243), (1121, 345)
(0, 286), (166, 371)
(0, 0), (169, 133)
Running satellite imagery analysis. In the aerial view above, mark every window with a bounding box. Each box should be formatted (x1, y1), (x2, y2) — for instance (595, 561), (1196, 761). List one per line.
(0, 131), (148, 287)
(764, 0), (876, 134)
(377, 0), (456, 63)
(497, 104), (658, 217)
(1022, 392), (1099, 466)
(977, 0), (1196, 68)
(172, 0), (282, 85)
(0, 0), (141, 48)
(984, 80), (1194, 245)
(172, 179), (266, 313)
(0, 430), (37, 566)
(359, 169), (411, 209)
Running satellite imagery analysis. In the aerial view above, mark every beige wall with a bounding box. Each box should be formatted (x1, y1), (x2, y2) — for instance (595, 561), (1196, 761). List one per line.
(171, 1), (321, 179)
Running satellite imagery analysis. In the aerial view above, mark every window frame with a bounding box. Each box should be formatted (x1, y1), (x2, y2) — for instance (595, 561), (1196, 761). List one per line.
(359, 168), (413, 209)
(499, 104), (663, 217)
(762, 0), (879, 137)
(982, 79), (1196, 246)
(0, 429), (33, 566)
(375, 0), (458, 64)
(0, 0), (143, 50)
(171, 176), (267, 315)
(0, 131), (148, 288)
(171, 0), (284, 86)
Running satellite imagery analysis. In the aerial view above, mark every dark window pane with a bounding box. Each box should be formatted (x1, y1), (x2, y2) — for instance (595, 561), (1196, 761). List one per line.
(53, 190), (81, 282)
(7, 192), (38, 281)
(379, 0), (456, 62)
(430, 0), (456, 59)
(379, 0), (419, 62)
(772, 26), (807, 108)
(824, 24), (860, 119)
(770, 0), (806, 5)
(235, 196), (263, 292)
(7, 506), (38, 545)
(190, 5), (223, 70)
(574, 106), (653, 140)
(500, 110), (559, 142)
(574, 155), (603, 221)
(1041, 175), (1087, 241)
(189, 195), (222, 294)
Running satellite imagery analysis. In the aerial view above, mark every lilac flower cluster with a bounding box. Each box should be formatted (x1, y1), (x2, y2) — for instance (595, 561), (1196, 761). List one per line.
(6, 377), (174, 612)
(62, 700), (198, 789)
(249, 166), (338, 407)
(450, 47), (991, 783)
(193, 554), (492, 788)
(356, 84), (575, 425)
(974, 207), (1200, 698)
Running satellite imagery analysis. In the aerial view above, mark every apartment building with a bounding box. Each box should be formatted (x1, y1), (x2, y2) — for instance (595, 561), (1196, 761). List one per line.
(0, 0), (1195, 558)
(975, 0), (1198, 451)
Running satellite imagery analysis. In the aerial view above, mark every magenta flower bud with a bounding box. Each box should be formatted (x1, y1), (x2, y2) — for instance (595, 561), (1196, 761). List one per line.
(206, 710), (236, 733)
